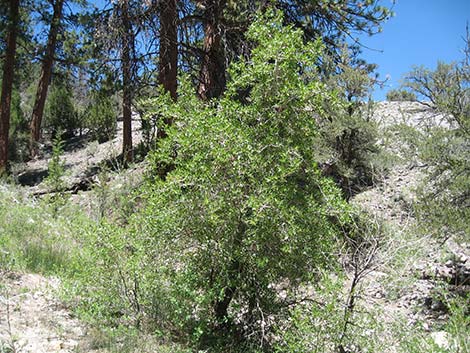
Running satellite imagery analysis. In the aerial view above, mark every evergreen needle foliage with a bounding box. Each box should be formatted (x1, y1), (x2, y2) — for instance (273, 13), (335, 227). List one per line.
(45, 134), (66, 192)
(44, 134), (68, 215)
(45, 82), (79, 139)
(85, 92), (117, 143)
(386, 89), (417, 102)
(402, 58), (470, 239)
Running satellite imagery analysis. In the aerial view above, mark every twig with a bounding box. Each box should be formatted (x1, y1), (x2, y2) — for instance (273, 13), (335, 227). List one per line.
(1, 286), (19, 353)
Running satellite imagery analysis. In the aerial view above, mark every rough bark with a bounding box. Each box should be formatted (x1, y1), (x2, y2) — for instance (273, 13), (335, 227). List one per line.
(121, 0), (133, 163)
(157, 0), (178, 139)
(0, 0), (19, 173)
(197, 0), (226, 100)
(29, 0), (64, 157)
(158, 0), (178, 100)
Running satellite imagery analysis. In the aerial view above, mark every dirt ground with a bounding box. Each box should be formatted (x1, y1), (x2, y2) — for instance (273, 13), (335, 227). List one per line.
(0, 272), (87, 353)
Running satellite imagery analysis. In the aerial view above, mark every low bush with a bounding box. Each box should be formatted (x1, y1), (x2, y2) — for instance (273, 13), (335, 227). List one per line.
(386, 89), (417, 102)
(44, 83), (80, 138)
(402, 58), (469, 240)
(84, 92), (117, 143)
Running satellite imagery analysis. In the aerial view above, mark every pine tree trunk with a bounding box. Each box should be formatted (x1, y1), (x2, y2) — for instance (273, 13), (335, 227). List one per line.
(156, 0), (178, 139)
(121, 0), (133, 163)
(197, 0), (226, 100)
(29, 0), (64, 157)
(158, 0), (178, 100)
(0, 0), (19, 173)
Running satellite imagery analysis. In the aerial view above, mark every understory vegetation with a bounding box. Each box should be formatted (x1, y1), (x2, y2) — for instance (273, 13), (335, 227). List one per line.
(1, 4), (469, 353)
(401, 61), (470, 240)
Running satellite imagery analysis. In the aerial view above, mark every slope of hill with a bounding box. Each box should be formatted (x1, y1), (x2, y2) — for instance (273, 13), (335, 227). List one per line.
(1, 101), (468, 352)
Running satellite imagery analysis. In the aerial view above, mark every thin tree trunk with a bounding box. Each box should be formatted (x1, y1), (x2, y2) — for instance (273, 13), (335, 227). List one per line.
(29, 0), (64, 157)
(121, 0), (133, 163)
(157, 0), (178, 139)
(197, 0), (226, 100)
(214, 285), (236, 324)
(213, 218), (245, 327)
(0, 0), (19, 173)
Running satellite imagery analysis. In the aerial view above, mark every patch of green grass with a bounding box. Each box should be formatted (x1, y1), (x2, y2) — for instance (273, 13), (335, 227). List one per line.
(0, 183), (88, 275)
(75, 326), (191, 353)
(395, 295), (469, 353)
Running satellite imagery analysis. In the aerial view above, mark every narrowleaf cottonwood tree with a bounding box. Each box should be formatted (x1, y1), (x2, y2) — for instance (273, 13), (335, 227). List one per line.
(137, 11), (351, 346)
(0, 0), (19, 173)
(29, 0), (64, 156)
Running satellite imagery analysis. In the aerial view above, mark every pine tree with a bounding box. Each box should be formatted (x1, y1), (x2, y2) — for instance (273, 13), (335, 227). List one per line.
(156, 0), (178, 139)
(196, 0), (227, 100)
(29, 0), (65, 157)
(118, 0), (134, 163)
(158, 0), (178, 100)
(0, 0), (20, 173)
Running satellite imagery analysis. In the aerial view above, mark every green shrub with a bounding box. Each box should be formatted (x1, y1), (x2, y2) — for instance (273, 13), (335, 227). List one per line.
(44, 83), (79, 138)
(386, 89), (417, 102)
(318, 46), (384, 198)
(45, 135), (66, 190)
(315, 106), (382, 198)
(414, 126), (470, 239)
(274, 273), (390, 353)
(44, 135), (68, 215)
(85, 92), (117, 143)
(65, 221), (142, 326)
(402, 58), (469, 239)
(136, 11), (350, 349)
(70, 11), (354, 351)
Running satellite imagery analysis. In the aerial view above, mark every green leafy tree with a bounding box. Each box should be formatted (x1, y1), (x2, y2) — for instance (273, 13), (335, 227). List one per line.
(180, 0), (392, 100)
(138, 11), (351, 348)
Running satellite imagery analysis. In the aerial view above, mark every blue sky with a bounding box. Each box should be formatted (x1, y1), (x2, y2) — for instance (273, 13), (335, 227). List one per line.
(71, 0), (469, 102)
(357, 0), (470, 100)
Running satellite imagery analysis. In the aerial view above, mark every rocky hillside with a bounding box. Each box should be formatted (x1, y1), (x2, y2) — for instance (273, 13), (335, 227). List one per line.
(353, 101), (469, 350)
(1, 101), (468, 352)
